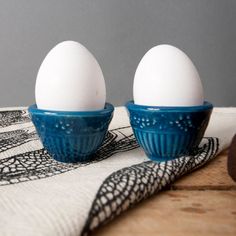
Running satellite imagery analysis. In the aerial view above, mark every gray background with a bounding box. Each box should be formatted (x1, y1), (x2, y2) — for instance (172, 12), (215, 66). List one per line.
(0, 0), (235, 107)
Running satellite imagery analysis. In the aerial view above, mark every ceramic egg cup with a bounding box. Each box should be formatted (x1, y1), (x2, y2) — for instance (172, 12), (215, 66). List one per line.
(28, 103), (114, 163)
(126, 101), (213, 162)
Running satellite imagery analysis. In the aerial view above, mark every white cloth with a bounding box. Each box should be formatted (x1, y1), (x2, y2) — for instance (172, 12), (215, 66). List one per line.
(0, 107), (235, 236)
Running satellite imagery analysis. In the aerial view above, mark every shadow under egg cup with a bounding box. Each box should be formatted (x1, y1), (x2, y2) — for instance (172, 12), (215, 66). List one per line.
(28, 103), (114, 163)
(126, 101), (213, 162)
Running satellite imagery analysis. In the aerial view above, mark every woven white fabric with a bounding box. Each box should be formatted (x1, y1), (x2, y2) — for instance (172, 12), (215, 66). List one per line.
(0, 107), (235, 236)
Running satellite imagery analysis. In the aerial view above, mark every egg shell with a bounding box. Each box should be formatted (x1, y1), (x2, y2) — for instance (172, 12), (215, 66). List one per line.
(35, 41), (106, 111)
(133, 44), (204, 107)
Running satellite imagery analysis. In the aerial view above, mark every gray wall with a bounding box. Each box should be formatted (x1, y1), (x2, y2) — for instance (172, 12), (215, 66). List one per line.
(0, 0), (235, 107)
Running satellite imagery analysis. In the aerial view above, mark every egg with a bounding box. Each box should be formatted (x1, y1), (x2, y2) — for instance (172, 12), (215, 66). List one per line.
(35, 41), (106, 111)
(133, 44), (204, 107)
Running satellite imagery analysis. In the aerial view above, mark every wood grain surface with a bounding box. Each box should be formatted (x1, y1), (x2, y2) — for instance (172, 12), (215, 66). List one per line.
(172, 150), (236, 190)
(93, 150), (236, 236)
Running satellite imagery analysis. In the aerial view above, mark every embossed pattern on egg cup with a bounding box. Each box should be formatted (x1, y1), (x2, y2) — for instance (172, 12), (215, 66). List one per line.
(126, 101), (213, 162)
(28, 103), (114, 163)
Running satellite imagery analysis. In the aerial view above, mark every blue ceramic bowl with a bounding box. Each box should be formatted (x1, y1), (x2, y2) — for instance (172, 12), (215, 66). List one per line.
(28, 103), (114, 163)
(126, 101), (213, 161)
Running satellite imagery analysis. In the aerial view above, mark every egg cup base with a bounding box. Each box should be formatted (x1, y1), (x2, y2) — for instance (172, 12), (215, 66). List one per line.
(147, 149), (197, 162)
(126, 100), (213, 162)
(50, 153), (98, 164)
(148, 155), (177, 162)
(28, 103), (114, 163)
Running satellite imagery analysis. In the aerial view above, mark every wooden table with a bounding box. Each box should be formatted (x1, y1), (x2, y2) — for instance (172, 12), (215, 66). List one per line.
(94, 150), (236, 236)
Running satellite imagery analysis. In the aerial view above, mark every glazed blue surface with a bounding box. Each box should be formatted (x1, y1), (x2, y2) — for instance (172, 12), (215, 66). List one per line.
(28, 103), (114, 163)
(126, 101), (213, 161)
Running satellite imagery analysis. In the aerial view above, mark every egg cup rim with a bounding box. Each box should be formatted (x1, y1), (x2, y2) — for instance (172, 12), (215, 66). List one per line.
(28, 103), (114, 117)
(126, 100), (213, 112)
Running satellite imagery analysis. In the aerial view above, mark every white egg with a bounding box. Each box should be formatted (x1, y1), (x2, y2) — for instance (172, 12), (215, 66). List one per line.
(133, 44), (204, 106)
(35, 41), (106, 111)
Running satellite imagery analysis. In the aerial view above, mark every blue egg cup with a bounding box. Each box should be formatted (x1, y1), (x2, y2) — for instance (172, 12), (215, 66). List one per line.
(28, 103), (114, 163)
(126, 101), (213, 162)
